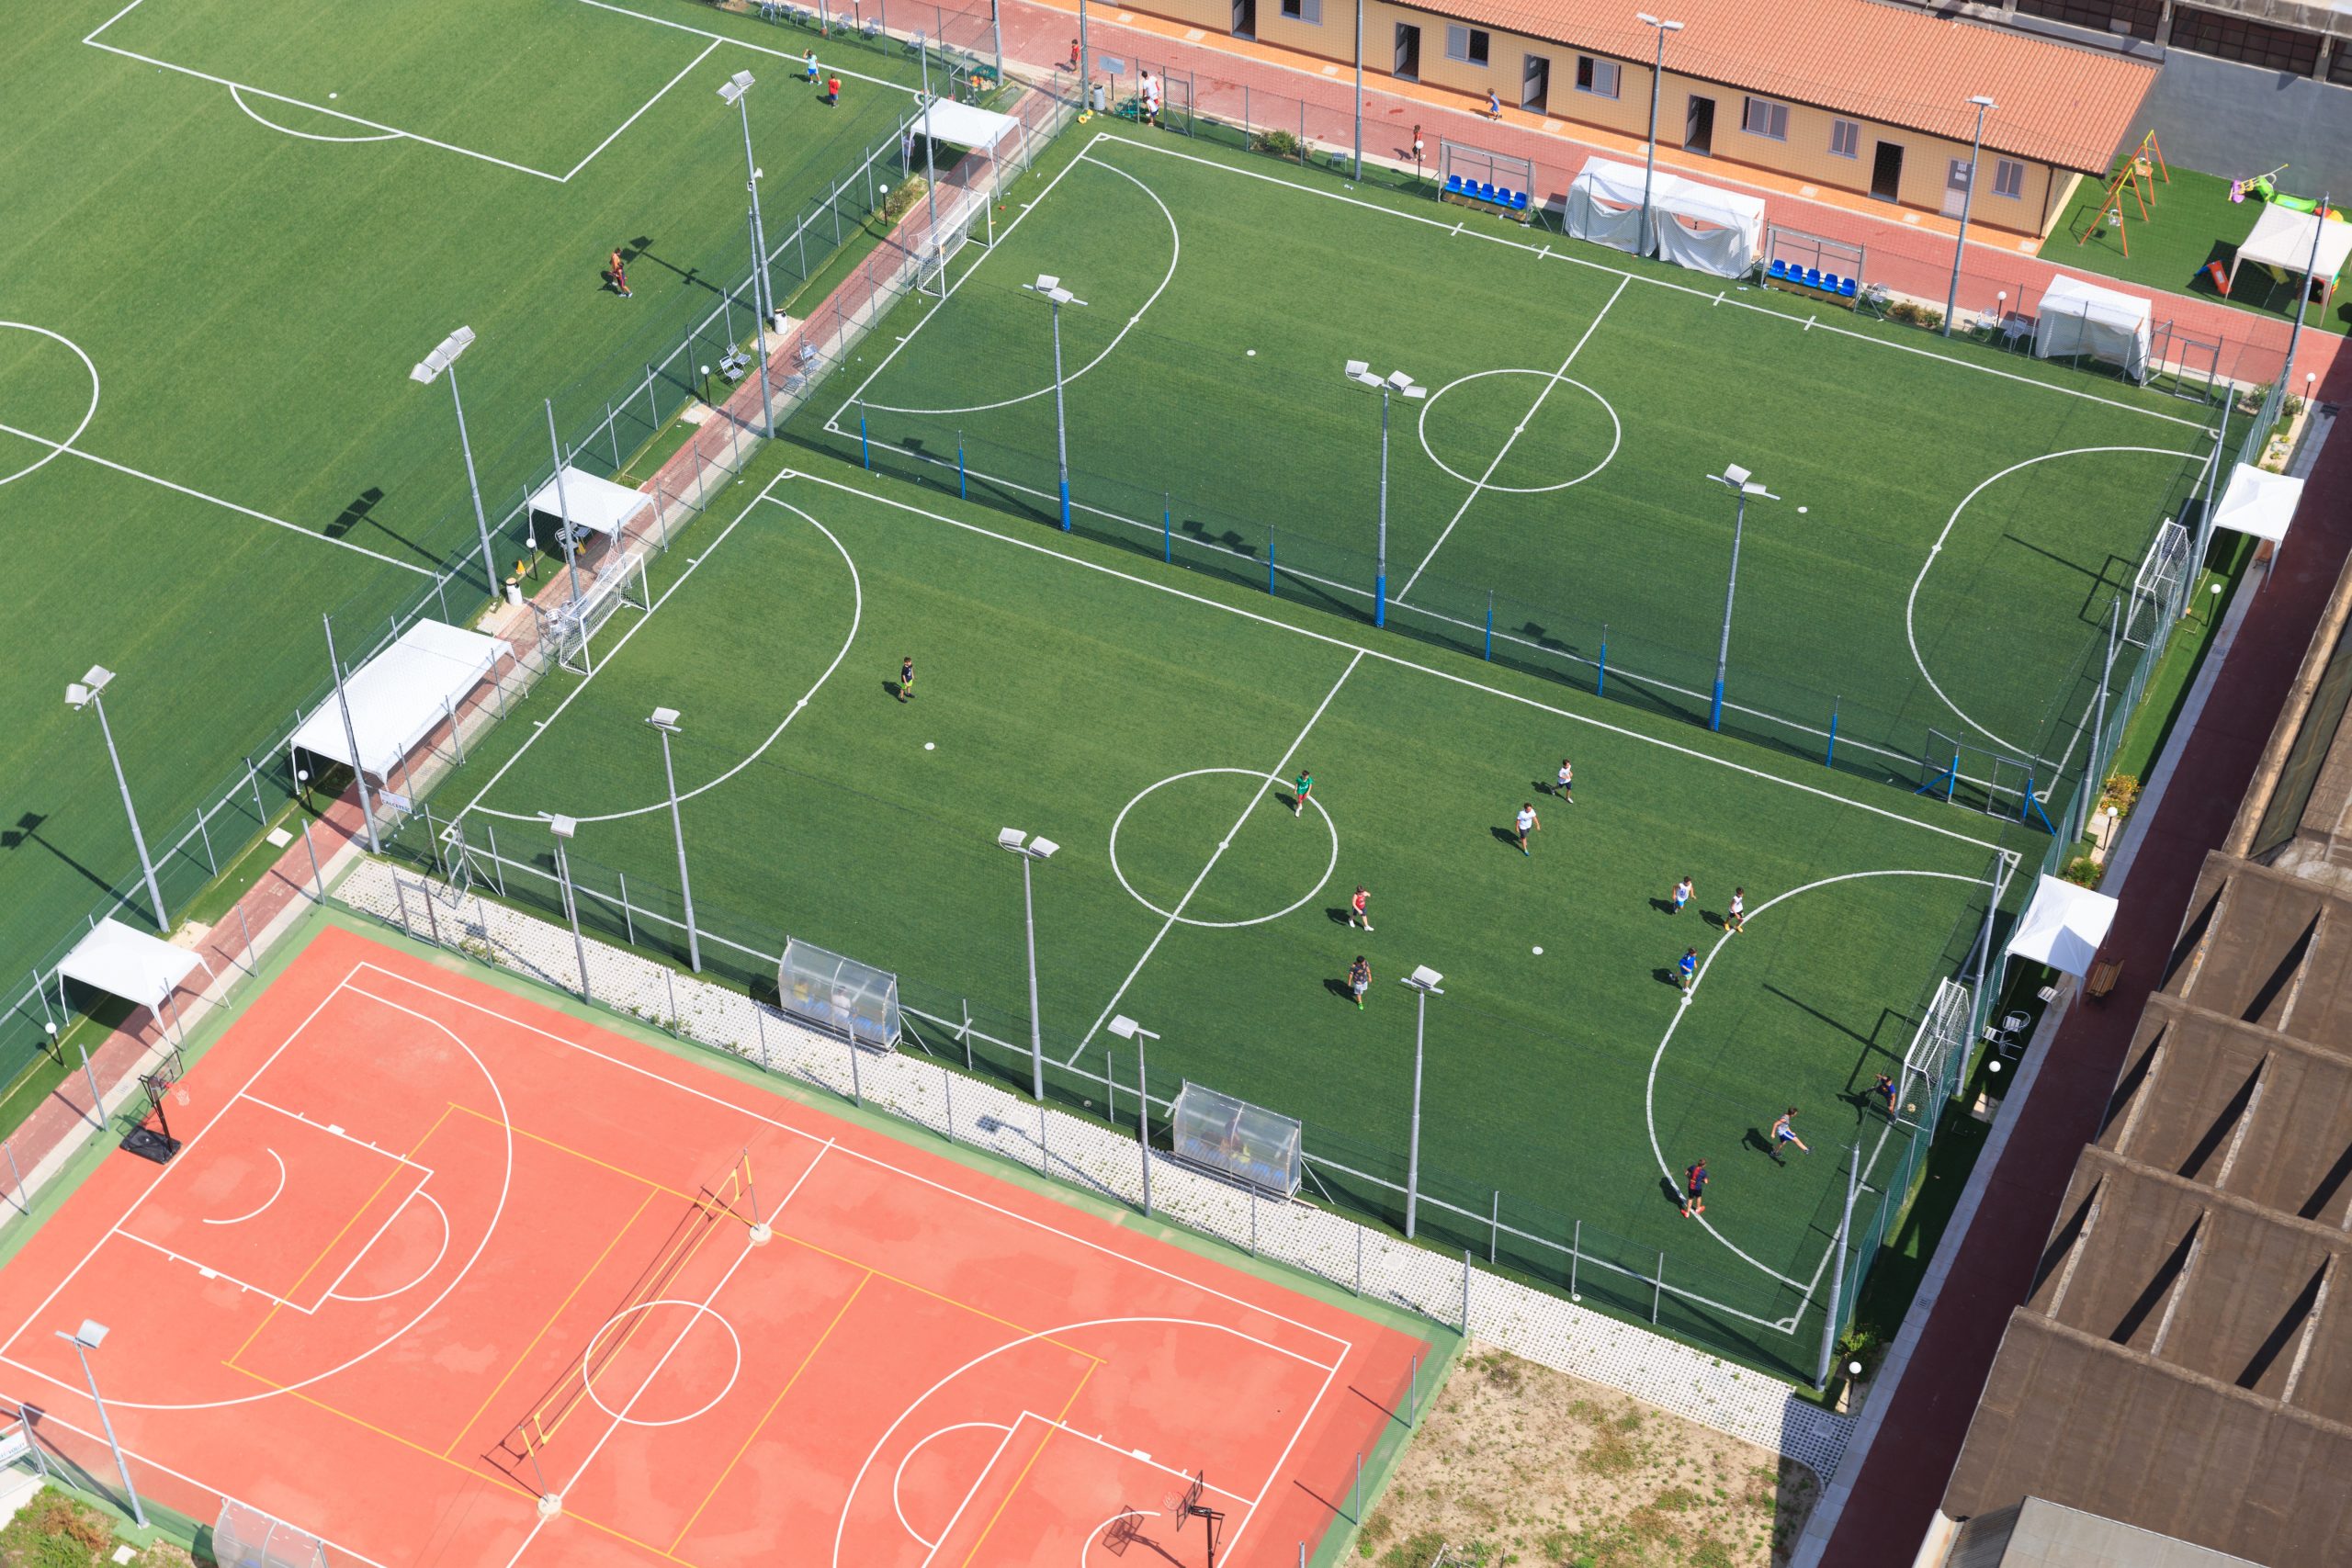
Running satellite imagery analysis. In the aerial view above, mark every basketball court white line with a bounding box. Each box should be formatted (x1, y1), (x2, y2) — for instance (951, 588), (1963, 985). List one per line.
(910, 1418), (1022, 1566)
(1035, 1419), (1261, 1506)
(111, 1231), (314, 1314)
(1217, 1351), (1339, 1562)
(777, 468), (2009, 859)
(326, 1191), (452, 1304)
(895, 1420), (1015, 1547)
(199, 1147), (286, 1225)
(0, 423), (437, 577)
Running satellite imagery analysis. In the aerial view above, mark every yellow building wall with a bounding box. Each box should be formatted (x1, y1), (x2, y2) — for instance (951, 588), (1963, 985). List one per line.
(1105, 0), (2065, 234)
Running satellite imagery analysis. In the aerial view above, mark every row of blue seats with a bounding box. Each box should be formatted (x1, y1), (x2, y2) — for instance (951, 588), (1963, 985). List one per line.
(1766, 258), (1860, 298)
(1443, 174), (1532, 212)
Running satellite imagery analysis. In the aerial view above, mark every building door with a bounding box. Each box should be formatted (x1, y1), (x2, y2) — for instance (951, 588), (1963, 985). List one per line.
(1682, 95), (1713, 155)
(1394, 23), (1420, 79)
(1232, 0), (1255, 39)
(1521, 54), (1549, 112)
(1942, 157), (1972, 217)
(1871, 141), (1905, 201)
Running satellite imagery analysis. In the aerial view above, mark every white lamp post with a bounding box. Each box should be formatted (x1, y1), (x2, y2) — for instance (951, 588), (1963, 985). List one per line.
(55, 1321), (143, 1528)
(1942, 96), (1996, 338)
(646, 708), (699, 973)
(409, 327), (498, 596)
(64, 668), (167, 932)
(1023, 276), (1087, 531)
(1703, 464), (1781, 732)
(1635, 14), (1684, 256)
(1344, 361), (1426, 627)
(1400, 965), (1443, 1240)
(718, 71), (777, 438)
(1107, 1013), (1159, 1214)
(998, 829), (1059, 1100)
(546, 814), (592, 1004)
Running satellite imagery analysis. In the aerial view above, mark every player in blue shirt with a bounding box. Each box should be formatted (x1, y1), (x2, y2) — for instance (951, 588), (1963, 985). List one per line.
(1677, 947), (1698, 994)
(1872, 1075), (1899, 1117)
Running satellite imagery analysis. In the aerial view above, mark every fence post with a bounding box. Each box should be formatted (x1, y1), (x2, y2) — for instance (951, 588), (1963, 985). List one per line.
(618, 872), (636, 945)
(1268, 531), (1277, 595)
(958, 431), (967, 499)
(1250, 1191), (1258, 1255)
(1136, 1035), (1152, 1216)
(755, 1002), (771, 1070)
(1568, 1219), (1580, 1299)
(1826, 698), (1839, 767)
(1489, 1190), (1499, 1263)
(1408, 1353), (1418, 1427)
(849, 1035), (863, 1106)
(1818, 1145), (1861, 1387)
(483, 820), (506, 897)
(860, 400), (871, 469)
(301, 818), (326, 902)
(961, 998), (973, 1069)
(1484, 592), (1494, 660)
(1597, 624), (1608, 695)
(193, 806), (217, 876)
(1461, 1247), (1472, 1331)
(1354, 1224), (1363, 1295)
(1652, 1250), (1665, 1324)
(245, 755), (266, 826)
(942, 1062), (956, 1143)
(78, 1047), (104, 1129)
(664, 966), (682, 1038)
(1353, 1453), (1362, 1524)
(392, 873), (415, 938)
(420, 878), (443, 946)
(1164, 493), (1173, 562)
(3, 1140), (26, 1214)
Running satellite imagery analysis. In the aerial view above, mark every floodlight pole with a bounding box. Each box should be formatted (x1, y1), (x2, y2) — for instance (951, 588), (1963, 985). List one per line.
(70, 680), (167, 932)
(1111, 1016), (1160, 1216)
(918, 45), (943, 300)
(1401, 968), (1442, 1240)
(1020, 851), (1044, 1099)
(420, 348), (499, 599)
(1705, 466), (1779, 733)
(723, 74), (778, 440)
(546, 400), (582, 605)
(548, 819), (593, 1005)
(1050, 296), (1072, 530)
(1816, 1144), (1861, 1388)
(56, 1327), (143, 1529)
(322, 618), (384, 853)
(649, 714), (700, 973)
(1636, 16), (1683, 257)
(1376, 380), (1395, 626)
(1352, 0), (1364, 181)
(1942, 96), (1996, 338)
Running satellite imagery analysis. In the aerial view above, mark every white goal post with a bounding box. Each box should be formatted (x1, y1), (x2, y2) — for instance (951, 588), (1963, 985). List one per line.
(2124, 519), (2192, 649)
(545, 554), (651, 675)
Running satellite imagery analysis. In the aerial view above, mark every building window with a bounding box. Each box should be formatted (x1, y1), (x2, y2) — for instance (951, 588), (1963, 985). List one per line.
(2332, 42), (2352, 85)
(2012, 0), (2165, 40)
(2168, 6), (2320, 73)
(1992, 158), (2025, 198)
(1741, 96), (1789, 141)
(1828, 118), (1859, 158)
(1280, 0), (1321, 21)
(1575, 56), (1621, 97)
(1445, 25), (1490, 64)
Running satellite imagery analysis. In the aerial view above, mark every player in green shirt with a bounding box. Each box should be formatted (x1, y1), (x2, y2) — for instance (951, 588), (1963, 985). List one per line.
(1293, 768), (1312, 818)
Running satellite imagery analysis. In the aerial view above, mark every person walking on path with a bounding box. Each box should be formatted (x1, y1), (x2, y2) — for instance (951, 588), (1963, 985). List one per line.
(1348, 954), (1372, 1010)
(608, 248), (632, 297)
(1671, 875), (1693, 915)
(1349, 885), (1373, 931)
(1486, 88), (1502, 119)
(1682, 1158), (1709, 1217)
(1514, 801), (1540, 855)
(1770, 1108), (1810, 1162)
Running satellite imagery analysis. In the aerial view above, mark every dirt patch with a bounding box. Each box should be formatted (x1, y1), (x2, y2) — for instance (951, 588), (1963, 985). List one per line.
(0, 1486), (206, 1566)
(1351, 1346), (1818, 1567)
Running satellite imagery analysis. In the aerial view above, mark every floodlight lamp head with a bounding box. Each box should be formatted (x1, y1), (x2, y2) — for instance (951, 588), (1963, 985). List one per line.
(1715, 463), (1752, 490)
(1968, 94), (1996, 110)
(63, 682), (90, 709)
(411, 326), (475, 384)
(1107, 1014), (1141, 1040)
(998, 828), (1028, 851)
(1029, 837), (1059, 860)
(1033, 274), (1058, 293)
(1385, 369), (1415, 391)
(72, 1321), (107, 1349)
(647, 706), (682, 732)
(547, 814), (578, 840)
(1406, 964), (1444, 992)
(1404, 384), (1428, 400)
(719, 70), (755, 104)
(1344, 358), (1371, 379)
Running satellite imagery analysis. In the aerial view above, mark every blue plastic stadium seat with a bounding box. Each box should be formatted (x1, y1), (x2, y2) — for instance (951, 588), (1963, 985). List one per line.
(1821, 273), (1841, 292)
(1839, 276), (1859, 298)
(1478, 182), (1497, 201)
(1497, 186), (1515, 206)
(1767, 258), (1788, 279)
(1513, 190), (1531, 210)
(1445, 174), (1464, 194)
(1804, 267), (1823, 288)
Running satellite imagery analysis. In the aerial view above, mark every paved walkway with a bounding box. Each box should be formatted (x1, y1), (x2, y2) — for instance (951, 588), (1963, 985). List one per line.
(991, 0), (2345, 395)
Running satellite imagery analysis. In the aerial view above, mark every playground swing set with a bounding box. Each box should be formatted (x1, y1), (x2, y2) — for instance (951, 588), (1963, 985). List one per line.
(2073, 130), (2169, 255)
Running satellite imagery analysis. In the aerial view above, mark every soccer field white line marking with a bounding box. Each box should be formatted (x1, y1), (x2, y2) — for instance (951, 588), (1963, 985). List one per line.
(453, 470), (793, 820)
(348, 963), (1352, 1357)
(569, 0), (922, 96)
(1396, 273), (1629, 603)
(560, 37), (720, 181)
(228, 84), (401, 142)
(1095, 134), (2216, 434)
(1069, 649), (1366, 1063)
(199, 1146), (286, 1226)
(469, 497), (861, 824)
(779, 468), (2007, 857)
(1644, 867), (1986, 1292)
(1905, 443), (2208, 759)
(0, 422), (438, 577)
(862, 153), (1182, 415)
(0, 323), (100, 489)
(828, 131), (1112, 425)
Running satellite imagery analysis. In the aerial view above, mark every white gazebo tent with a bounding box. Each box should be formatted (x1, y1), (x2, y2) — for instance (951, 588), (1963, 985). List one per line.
(2211, 460), (2307, 577)
(290, 620), (514, 801)
(58, 918), (213, 1039)
(2007, 874), (2120, 977)
(913, 97), (1019, 150)
(1565, 157), (1764, 276)
(2032, 274), (2152, 383)
(2226, 204), (2352, 310)
(526, 466), (650, 553)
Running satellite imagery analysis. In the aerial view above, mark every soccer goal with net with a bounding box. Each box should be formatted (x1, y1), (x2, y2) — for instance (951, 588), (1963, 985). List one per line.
(2124, 519), (2192, 649)
(544, 553), (651, 676)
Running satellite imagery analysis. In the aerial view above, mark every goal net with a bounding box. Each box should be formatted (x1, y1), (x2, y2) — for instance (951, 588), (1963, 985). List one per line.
(1899, 977), (1973, 1124)
(546, 554), (651, 675)
(2124, 519), (2192, 649)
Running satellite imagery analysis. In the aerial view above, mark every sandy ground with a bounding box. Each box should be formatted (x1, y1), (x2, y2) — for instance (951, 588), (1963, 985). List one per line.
(1352, 1344), (1818, 1567)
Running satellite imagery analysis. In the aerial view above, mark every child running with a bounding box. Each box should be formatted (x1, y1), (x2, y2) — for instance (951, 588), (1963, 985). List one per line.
(608, 248), (632, 298)
(1555, 758), (1574, 803)
(1678, 947), (1699, 993)
(1681, 1158), (1709, 1217)
(1350, 885), (1373, 931)
(1348, 954), (1371, 1010)
(1671, 875), (1693, 915)
(1770, 1108), (1809, 1162)
(1727, 886), (1747, 933)
(1293, 768), (1313, 818)
(1514, 801), (1540, 855)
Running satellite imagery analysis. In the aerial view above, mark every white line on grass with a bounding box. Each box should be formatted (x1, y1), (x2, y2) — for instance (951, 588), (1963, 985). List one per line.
(1069, 650), (1366, 1062)
(1087, 135), (2215, 434)
(560, 38), (720, 181)
(0, 422), (436, 577)
(571, 0), (926, 96)
(228, 85), (400, 142)
(1396, 274), (1629, 602)
(779, 468), (2008, 859)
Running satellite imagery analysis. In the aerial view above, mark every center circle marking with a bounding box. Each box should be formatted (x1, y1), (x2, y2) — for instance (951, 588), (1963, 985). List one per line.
(580, 1298), (742, 1427)
(1109, 768), (1338, 928)
(1417, 368), (1621, 493)
(0, 323), (102, 488)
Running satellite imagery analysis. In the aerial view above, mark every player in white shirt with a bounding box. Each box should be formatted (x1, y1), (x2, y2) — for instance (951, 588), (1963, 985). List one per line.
(1727, 886), (1747, 933)
(1513, 802), (1540, 856)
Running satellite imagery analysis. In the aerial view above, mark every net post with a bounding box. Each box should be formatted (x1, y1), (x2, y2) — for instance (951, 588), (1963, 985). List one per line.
(959, 431), (967, 499)
(1826, 697), (1839, 767)
(1484, 591), (1494, 660)
(849, 1033), (863, 1105)
(1164, 493), (1173, 562)
(1353, 1224), (1362, 1295)
(664, 966), (682, 1038)
(618, 872), (636, 945)
(1353, 1452), (1362, 1523)
(1569, 1219), (1580, 1298)
(4, 1140), (28, 1214)
(1268, 530), (1276, 595)
(1597, 623), (1608, 695)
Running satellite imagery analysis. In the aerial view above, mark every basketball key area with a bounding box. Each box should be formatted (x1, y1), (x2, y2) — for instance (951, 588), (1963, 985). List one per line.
(0, 925), (1428, 1565)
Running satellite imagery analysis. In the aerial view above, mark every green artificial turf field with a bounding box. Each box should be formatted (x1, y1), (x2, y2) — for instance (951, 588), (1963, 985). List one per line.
(0, 0), (932, 1010)
(413, 458), (2007, 1374)
(810, 122), (2220, 815)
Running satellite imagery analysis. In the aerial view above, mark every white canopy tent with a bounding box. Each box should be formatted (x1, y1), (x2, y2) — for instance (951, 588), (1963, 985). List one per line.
(290, 620), (513, 785)
(2211, 462), (2306, 546)
(59, 919), (210, 1012)
(914, 97), (1018, 149)
(2007, 874), (2120, 977)
(1563, 157), (1764, 278)
(526, 466), (649, 547)
(2227, 204), (2352, 308)
(2031, 274), (2152, 383)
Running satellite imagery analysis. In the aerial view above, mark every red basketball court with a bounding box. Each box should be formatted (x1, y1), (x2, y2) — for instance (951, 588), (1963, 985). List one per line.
(0, 926), (1430, 1565)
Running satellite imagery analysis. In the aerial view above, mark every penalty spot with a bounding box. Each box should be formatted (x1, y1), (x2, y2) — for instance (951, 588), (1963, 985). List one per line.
(1532, 945), (1544, 955)
(924, 742), (935, 750)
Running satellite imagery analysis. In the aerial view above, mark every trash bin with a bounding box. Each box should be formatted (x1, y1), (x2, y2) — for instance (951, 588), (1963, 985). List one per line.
(505, 581), (523, 608)
(1089, 82), (1107, 112)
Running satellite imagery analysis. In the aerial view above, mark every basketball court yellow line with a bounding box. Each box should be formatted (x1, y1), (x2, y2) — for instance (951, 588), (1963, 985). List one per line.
(443, 1186), (660, 1459)
(769, 1229), (1103, 1365)
(227, 1101), (458, 1364)
(959, 1364), (1099, 1566)
(670, 1269), (874, 1551)
(446, 1101), (695, 1201)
